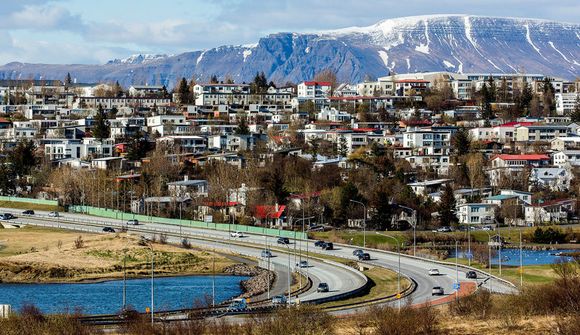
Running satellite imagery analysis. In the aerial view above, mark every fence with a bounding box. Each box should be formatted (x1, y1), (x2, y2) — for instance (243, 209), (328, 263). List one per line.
(69, 205), (306, 240)
(0, 196), (58, 206)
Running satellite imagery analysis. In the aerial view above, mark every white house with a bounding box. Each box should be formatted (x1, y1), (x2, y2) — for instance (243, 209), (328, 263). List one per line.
(555, 93), (578, 115)
(553, 150), (580, 167)
(530, 167), (572, 191)
(550, 137), (580, 151)
(317, 107), (351, 122)
(457, 203), (497, 224)
(524, 199), (576, 225)
(167, 177), (208, 198)
(297, 81), (332, 99)
(43, 138), (114, 161)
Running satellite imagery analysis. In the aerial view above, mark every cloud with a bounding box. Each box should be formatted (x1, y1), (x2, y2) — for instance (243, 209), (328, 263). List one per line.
(0, 4), (85, 31)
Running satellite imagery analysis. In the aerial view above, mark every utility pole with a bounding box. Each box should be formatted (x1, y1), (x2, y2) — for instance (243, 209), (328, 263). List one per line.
(350, 200), (366, 248)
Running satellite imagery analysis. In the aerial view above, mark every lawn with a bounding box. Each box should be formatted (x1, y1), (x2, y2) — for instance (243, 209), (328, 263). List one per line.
(446, 257), (559, 285)
(309, 230), (410, 249)
(0, 200), (62, 212)
(319, 266), (410, 309)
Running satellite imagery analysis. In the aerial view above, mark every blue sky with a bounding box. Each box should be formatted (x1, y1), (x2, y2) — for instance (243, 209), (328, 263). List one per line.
(0, 0), (577, 65)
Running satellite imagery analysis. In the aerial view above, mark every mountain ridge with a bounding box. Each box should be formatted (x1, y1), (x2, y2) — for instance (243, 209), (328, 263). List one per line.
(0, 15), (578, 87)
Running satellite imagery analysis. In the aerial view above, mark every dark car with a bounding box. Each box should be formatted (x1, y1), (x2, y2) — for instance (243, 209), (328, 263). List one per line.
(102, 227), (116, 233)
(321, 242), (334, 250)
(466, 271), (477, 279)
(358, 252), (371, 261)
(22, 210), (35, 215)
(0, 213), (15, 220)
(352, 249), (363, 257)
(317, 282), (329, 293)
(314, 240), (326, 247)
(277, 237), (290, 245)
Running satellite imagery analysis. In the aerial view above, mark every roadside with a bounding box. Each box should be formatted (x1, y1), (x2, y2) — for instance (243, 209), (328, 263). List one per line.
(0, 225), (236, 283)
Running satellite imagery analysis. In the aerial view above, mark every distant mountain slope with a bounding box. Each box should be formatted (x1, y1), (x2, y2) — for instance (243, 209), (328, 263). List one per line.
(0, 15), (578, 87)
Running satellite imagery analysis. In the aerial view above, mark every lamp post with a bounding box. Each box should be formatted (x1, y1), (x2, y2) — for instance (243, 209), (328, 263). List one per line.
(481, 229), (493, 293)
(143, 239), (155, 325)
(376, 233), (401, 311)
(439, 232), (460, 301)
(350, 200), (366, 249)
(281, 243), (292, 304)
(294, 215), (314, 290)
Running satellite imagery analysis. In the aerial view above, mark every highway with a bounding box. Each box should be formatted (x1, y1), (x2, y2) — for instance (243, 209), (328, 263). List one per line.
(0, 207), (516, 311)
(0, 208), (368, 306)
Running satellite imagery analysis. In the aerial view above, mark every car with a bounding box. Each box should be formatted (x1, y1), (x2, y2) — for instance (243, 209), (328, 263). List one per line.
(428, 269), (440, 276)
(126, 219), (139, 225)
(437, 226), (452, 232)
(48, 211), (60, 217)
(102, 227), (116, 233)
(482, 225), (493, 231)
(314, 240), (326, 247)
(227, 298), (247, 311)
(230, 231), (244, 238)
(466, 271), (477, 279)
(0, 213), (14, 220)
(261, 249), (273, 258)
(352, 249), (364, 257)
(271, 295), (287, 305)
(22, 210), (35, 215)
(296, 260), (309, 268)
(277, 237), (290, 245)
(358, 253), (371, 261)
(432, 286), (445, 296)
(321, 242), (334, 250)
(317, 282), (329, 293)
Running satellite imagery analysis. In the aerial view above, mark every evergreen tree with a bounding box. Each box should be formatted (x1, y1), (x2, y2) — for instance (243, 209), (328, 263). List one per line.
(519, 82), (533, 112)
(235, 117), (250, 135)
(92, 104), (110, 141)
(125, 131), (150, 161)
(438, 184), (458, 226)
(0, 161), (16, 195)
(8, 140), (37, 176)
(64, 73), (72, 87)
(480, 84), (493, 120)
(487, 76), (496, 102)
(451, 128), (471, 157)
(113, 81), (123, 97)
(175, 77), (191, 104)
(210, 75), (219, 84)
(570, 95), (580, 122)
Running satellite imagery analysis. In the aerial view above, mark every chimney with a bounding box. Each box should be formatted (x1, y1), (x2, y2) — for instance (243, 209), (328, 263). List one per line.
(184, 175), (189, 181)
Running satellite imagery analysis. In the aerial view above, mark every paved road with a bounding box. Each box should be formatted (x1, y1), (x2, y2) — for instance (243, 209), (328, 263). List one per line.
(0, 209), (367, 305)
(0, 207), (516, 308)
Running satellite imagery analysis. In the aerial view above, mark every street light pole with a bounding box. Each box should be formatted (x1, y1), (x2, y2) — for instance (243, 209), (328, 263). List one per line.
(440, 232), (460, 301)
(376, 233), (401, 311)
(519, 229), (523, 288)
(350, 200), (366, 249)
(282, 243), (292, 303)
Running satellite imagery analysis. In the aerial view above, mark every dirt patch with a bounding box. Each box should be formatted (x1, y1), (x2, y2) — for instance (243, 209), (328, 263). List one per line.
(0, 227), (235, 283)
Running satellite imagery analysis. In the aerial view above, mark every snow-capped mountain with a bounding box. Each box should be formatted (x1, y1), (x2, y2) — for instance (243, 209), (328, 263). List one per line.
(106, 54), (170, 65)
(0, 15), (578, 87)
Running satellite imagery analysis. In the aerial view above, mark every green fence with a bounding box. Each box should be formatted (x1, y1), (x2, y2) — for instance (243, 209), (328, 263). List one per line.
(69, 205), (306, 240)
(0, 196), (58, 206)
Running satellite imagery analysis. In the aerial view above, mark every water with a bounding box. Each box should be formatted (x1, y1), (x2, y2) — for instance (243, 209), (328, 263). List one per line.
(452, 248), (577, 266)
(0, 275), (247, 315)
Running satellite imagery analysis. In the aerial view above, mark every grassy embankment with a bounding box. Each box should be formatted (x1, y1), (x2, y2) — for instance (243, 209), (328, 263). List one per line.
(0, 226), (235, 283)
(0, 201), (62, 212)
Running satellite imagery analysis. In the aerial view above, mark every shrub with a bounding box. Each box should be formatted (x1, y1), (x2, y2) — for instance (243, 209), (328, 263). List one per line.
(74, 236), (84, 249)
(159, 234), (167, 244)
(531, 227), (567, 244)
(358, 304), (442, 335)
(450, 289), (493, 319)
(181, 238), (192, 249)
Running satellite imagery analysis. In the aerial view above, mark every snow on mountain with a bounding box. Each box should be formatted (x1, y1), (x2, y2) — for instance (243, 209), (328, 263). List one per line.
(107, 54), (171, 65)
(0, 15), (578, 87)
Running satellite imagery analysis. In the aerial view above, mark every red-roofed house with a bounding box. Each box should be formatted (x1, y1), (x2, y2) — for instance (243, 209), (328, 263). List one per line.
(254, 204), (287, 227)
(489, 154), (551, 187)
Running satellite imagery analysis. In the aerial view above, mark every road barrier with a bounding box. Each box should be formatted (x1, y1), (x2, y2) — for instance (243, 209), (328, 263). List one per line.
(68, 205), (306, 240)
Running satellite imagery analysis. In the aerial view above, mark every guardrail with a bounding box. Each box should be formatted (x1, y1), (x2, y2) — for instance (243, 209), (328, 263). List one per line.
(327, 239), (518, 292)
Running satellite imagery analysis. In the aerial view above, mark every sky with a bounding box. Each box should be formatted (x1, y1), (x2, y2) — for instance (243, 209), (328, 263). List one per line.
(0, 0), (578, 65)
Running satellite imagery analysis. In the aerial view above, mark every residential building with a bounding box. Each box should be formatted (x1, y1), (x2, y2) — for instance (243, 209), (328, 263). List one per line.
(553, 150), (580, 167)
(555, 93), (578, 115)
(524, 199), (576, 225)
(167, 177), (208, 198)
(457, 203), (496, 224)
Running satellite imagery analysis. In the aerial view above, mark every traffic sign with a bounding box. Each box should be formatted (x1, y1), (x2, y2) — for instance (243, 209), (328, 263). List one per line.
(453, 283), (461, 290)
(396, 293), (401, 299)
(145, 307), (150, 313)
(465, 252), (473, 260)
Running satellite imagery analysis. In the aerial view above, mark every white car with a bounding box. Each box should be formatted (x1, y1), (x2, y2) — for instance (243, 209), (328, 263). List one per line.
(428, 268), (440, 276)
(48, 211), (60, 217)
(230, 231), (244, 238)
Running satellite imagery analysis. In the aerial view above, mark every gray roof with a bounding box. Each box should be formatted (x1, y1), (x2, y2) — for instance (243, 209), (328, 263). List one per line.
(167, 179), (207, 186)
